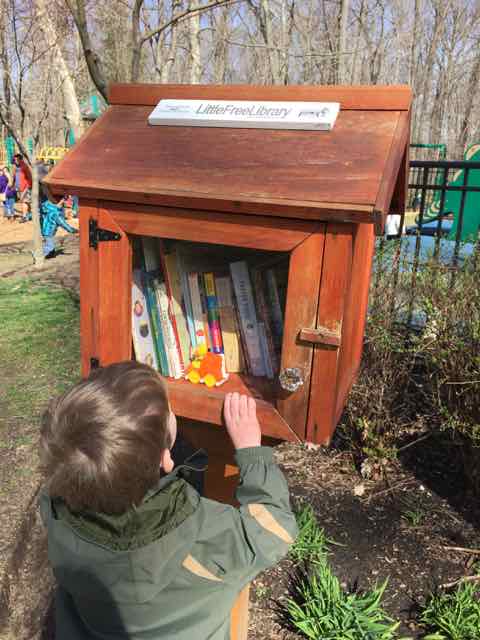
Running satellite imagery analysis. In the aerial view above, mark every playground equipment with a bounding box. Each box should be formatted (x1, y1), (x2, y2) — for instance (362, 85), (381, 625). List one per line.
(410, 142), (447, 160)
(415, 143), (480, 242)
(37, 146), (69, 163)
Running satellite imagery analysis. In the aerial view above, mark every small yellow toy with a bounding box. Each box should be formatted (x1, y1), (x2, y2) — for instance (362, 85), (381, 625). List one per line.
(185, 343), (229, 387)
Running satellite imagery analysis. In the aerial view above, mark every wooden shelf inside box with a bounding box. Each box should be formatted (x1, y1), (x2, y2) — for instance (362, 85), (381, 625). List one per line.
(166, 373), (299, 443)
(132, 236), (293, 440)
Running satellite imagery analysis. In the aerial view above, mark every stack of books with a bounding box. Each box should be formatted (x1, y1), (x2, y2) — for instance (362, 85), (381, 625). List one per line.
(131, 238), (287, 380)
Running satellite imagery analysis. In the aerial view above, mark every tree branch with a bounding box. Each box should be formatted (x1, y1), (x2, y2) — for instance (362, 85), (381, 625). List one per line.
(140, 0), (241, 45)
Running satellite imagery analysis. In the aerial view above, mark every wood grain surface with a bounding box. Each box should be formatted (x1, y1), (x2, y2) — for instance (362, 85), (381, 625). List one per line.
(108, 202), (318, 251)
(306, 223), (353, 444)
(97, 208), (132, 367)
(45, 98), (410, 225)
(276, 231), (325, 439)
(109, 83), (412, 110)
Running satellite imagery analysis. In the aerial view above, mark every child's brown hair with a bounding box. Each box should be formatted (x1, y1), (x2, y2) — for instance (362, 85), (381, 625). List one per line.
(40, 361), (171, 515)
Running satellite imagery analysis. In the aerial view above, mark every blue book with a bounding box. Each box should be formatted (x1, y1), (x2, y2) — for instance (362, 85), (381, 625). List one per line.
(142, 270), (170, 376)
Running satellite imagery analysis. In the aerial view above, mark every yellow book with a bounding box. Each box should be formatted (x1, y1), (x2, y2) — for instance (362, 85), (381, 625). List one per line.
(215, 275), (244, 373)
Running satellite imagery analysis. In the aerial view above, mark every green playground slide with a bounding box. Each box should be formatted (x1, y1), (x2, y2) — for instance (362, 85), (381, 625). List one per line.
(418, 143), (480, 242)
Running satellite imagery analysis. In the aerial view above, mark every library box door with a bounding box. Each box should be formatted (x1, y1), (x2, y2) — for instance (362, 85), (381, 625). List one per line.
(80, 202), (354, 445)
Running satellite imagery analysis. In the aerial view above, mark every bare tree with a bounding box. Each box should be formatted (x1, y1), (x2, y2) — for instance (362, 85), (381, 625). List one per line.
(35, 0), (84, 141)
(0, 0), (59, 266)
(337, 0), (351, 83)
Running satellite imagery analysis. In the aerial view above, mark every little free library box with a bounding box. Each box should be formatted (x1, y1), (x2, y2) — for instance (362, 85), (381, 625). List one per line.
(45, 83), (411, 449)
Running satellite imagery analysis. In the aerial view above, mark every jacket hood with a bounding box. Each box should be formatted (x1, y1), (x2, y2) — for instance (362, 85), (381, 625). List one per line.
(40, 471), (202, 605)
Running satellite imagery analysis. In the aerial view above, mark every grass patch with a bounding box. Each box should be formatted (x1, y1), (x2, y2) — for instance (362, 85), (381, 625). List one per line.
(290, 502), (333, 564)
(286, 502), (406, 639)
(420, 581), (480, 640)
(0, 278), (80, 428)
(285, 564), (404, 640)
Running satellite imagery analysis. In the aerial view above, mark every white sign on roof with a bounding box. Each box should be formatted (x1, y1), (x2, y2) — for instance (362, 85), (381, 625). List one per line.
(148, 99), (340, 131)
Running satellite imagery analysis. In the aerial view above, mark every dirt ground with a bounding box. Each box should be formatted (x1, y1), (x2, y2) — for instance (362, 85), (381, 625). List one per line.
(0, 216), (80, 292)
(0, 225), (479, 640)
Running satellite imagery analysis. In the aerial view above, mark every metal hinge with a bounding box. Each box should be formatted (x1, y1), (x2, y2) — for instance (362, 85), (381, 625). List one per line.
(89, 218), (121, 250)
(90, 357), (100, 370)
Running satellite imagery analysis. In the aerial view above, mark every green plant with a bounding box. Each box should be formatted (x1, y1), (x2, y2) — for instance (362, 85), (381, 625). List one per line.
(284, 563), (408, 640)
(290, 503), (332, 564)
(254, 583), (270, 600)
(402, 509), (424, 527)
(420, 581), (480, 640)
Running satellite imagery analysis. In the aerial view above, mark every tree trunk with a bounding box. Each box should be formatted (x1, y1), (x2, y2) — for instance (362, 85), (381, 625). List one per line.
(65, 0), (108, 102)
(253, 0), (281, 84)
(159, 0), (182, 82)
(131, 0), (144, 82)
(35, 0), (84, 142)
(337, 0), (350, 83)
(459, 45), (480, 153)
(31, 159), (45, 268)
(0, 3), (12, 126)
(212, 6), (228, 83)
(189, 0), (202, 83)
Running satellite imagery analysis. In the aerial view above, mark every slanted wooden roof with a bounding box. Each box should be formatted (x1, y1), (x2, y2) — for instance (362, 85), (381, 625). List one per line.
(45, 83), (412, 231)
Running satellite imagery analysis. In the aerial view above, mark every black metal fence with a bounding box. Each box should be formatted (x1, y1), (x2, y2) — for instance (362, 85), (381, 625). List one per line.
(372, 159), (480, 327)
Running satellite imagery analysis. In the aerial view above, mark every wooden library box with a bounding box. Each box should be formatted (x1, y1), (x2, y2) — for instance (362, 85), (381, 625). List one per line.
(45, 82), (411, 638)
(45, 82), (411, 446)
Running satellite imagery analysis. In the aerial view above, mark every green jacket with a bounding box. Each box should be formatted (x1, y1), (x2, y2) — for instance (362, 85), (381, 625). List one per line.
(40, 446), (298, 640)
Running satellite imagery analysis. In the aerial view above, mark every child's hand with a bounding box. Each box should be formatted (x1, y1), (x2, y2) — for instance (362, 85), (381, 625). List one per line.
(224, 392), (261, 449)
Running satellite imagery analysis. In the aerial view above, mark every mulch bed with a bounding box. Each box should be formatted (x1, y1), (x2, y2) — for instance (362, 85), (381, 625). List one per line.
(249, 437), (480, 639)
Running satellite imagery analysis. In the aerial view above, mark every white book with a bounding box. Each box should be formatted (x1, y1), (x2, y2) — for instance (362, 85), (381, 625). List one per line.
(229, 261), (266, 377)
(154, 279), (183, 379)
(188, 272), (208, 348)
(149, 99), (340, 131)
(131, 270), (159, 371)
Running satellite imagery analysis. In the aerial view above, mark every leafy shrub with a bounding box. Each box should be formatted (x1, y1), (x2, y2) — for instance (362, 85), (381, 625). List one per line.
(290, 503), (332, 564)
(420, 581), (480, 640)
(341, 243), (480, 490)
(285, 564), (404, 640)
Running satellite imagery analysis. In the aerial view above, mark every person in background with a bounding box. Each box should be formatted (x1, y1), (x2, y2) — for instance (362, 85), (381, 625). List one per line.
(0, 167), (16, 222)
(18, 159), (52, 224)
(13, 153), (32, 221)
(41, 197), (78, 258)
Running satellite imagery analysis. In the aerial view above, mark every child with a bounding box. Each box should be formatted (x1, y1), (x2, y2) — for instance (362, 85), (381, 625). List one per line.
(0, 167), (16, 221)
(40, 198), (78, 258)
(39, 361), (297, 639)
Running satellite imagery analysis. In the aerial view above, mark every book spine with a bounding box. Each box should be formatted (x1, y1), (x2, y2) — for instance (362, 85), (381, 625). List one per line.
(265, 268), (284, 351)
(176, 249), (197, 350)
(215, 274), (244, 373)
(251, 269), (279, 374)
(163, 253), (192, 366)
(203, 272), (223, 354)
(155, 279), (183, 379)
(131, 269), (159, 371)
(158, 241), (185, 374)
(258, 322), (274, 379)
(142, 271), (169, 376)
(234, 303), (250, 375)
(198, 273), (213, 351)
(229, 261), (266, 376)
(188, 272), (208, 348)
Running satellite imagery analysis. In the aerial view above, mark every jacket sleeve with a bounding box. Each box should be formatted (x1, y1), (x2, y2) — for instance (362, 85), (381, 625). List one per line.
(55, 211), (77, 233)
(197, 446), (298, 586)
